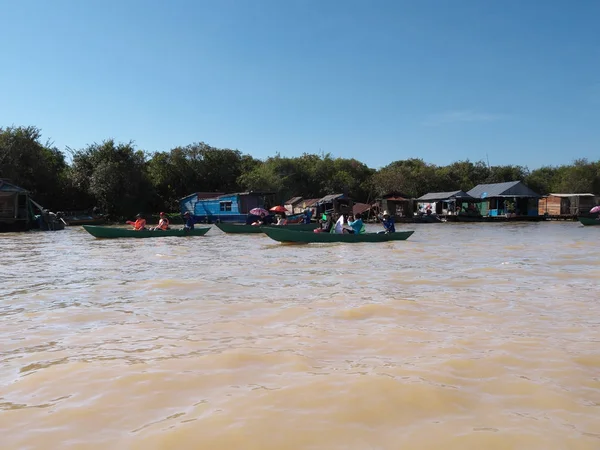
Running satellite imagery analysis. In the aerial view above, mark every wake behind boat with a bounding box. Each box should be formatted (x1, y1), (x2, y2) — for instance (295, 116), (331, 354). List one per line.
(262, 226), (414, 243)
(82, 225), (211, 238)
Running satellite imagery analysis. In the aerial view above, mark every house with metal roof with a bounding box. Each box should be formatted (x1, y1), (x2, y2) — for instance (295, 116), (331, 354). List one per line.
(416, 190), (478, 216)
(377, 192), (413, 218)
(179, 191), (275, 223)
(467, 181), (541, 217)
(0, 179), (32, 232)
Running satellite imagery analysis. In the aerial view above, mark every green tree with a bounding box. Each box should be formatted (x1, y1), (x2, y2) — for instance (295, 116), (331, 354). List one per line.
(70, 140), (152, 218)
(0, 125), (68, 209)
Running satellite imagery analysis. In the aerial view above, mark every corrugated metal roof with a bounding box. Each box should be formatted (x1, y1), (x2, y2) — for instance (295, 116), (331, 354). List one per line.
(548, 193), (595, 198)
(301, 198), (319, 207)
(417, 190), (474, 201)
(179, 191), (274, 202)
(285, 196), (303, 205)
(352, 203), (372, 215)
(316, 193), (345, 204)
(467, 181), (540, 198)
(0, 179), (28, 193)
(383, 196), (409, 201)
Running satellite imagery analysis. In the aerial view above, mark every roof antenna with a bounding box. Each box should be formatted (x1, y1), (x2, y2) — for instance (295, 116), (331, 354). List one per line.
(486, 153), (491, 169)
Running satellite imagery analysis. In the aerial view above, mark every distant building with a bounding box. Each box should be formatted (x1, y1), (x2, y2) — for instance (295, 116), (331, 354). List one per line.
(467, 181), (541, 217)
(284, 196), (303, 214)
(378, 192), (413, 218)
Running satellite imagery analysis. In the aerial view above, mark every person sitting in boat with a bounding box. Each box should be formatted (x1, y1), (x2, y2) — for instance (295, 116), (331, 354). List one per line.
(183, 211), (194, 230)
(314, 212), (333, 233)
(126, 213), (147, 231)
(251, 212), (273, 226)
(154, 212), (170, 231)
(276, 212), (288, 226)
(380, 210), (395, 233)
(345, 213), (366, 234)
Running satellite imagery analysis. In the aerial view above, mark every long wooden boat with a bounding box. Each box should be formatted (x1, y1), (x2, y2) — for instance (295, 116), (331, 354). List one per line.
(262, 227), (414, 243)
(82, 225), (211, 238)
(578, 216), (600, 226)
(215, 222), (319, 234)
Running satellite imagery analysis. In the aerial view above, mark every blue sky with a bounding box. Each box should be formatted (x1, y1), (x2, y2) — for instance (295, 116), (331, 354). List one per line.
(1, 0), (598, 169)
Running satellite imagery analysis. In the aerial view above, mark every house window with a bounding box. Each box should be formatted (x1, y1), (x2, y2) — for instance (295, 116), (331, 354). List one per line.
(220, 201), (232, 212)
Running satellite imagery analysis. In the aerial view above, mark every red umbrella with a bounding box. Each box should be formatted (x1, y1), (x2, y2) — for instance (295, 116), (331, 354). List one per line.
(590, 205), (600, 214)
(270, 205), (287, 213)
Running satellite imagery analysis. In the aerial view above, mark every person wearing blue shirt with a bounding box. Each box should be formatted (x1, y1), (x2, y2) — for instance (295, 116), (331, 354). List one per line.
(304, 208), (313, 224)
(381, 210), (395, 233)
(183, 211), (194, 230)
(347, 213), (365, 234)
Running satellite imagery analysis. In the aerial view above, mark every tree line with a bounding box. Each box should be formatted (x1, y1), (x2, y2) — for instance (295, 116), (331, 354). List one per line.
(1, 125), (599, 218)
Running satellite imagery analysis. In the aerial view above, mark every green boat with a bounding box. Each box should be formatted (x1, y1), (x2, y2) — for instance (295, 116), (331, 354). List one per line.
(214, 222), (319, 234)
(82, 225), (211, 238)
(578, 216), (600, 226)
(262, 227), (415, 243)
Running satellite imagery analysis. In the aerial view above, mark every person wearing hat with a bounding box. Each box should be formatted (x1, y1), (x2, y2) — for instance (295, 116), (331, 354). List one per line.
(380, 210), (395, 234)
(183, 211), (194, 230)
(154, 212), (170, 231)
(126, 213), (147, 231)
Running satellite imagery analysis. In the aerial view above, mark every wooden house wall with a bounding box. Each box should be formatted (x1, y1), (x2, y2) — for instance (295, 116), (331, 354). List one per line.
(539, 196), (562, 215)
(540, 195), (596, 215)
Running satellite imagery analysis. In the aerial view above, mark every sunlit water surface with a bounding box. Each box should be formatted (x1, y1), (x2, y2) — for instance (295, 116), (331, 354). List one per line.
(1, 222), (599, 449)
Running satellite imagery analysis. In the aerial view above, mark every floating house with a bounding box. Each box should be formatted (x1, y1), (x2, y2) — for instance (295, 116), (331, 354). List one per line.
(416, 190), (477, 215)
(467, 181), (541, 217)
(0, 179), (32, 232)
(179, 191), (274, 223)
(538, 193), (596, 216)
(378, 192), (413, 218)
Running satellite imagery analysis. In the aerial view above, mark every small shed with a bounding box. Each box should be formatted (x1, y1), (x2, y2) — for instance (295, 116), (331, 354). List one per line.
(416, 190), (476, 215)
(284, 196), (304, 214)
(538, 193), (596, 216)
(467, 181), (540, 217)
(378, 192), (413, 218)
(0, 179), (32, 232)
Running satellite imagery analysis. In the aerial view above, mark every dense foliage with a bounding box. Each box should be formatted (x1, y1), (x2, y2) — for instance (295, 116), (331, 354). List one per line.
(1, 126), (599, 218)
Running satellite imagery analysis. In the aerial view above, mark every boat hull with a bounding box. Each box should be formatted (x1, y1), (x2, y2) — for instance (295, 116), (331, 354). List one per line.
(262, 227), (414, 243)
(578, 216), (600, 226)
(82, 225), (211, 238)
(215, 222), (319, 234)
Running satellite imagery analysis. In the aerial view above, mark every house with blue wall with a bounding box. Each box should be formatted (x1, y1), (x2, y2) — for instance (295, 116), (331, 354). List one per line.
(179, 191), (275, 223)
(467, 181), (540, 217)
